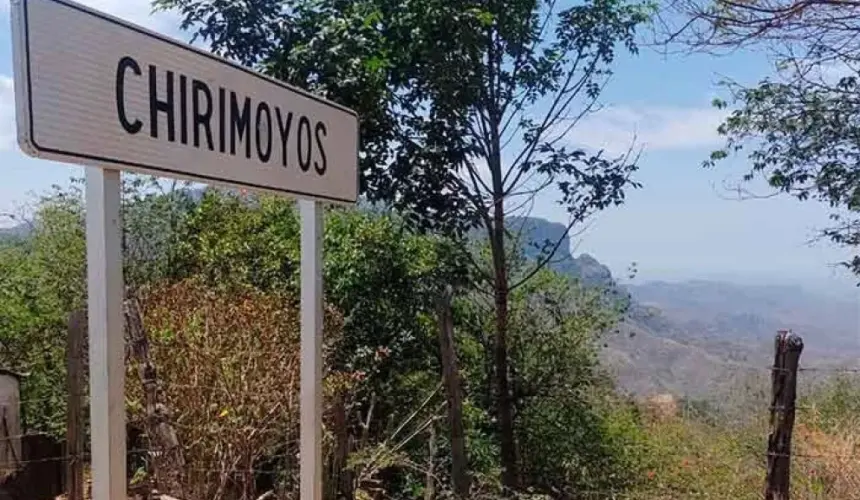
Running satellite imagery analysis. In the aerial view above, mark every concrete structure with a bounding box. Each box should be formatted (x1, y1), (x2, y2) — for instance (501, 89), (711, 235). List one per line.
(0, 369), (22, 475)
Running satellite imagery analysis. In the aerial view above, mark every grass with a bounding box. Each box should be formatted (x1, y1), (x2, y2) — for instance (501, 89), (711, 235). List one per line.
(627, 376), (860, 499)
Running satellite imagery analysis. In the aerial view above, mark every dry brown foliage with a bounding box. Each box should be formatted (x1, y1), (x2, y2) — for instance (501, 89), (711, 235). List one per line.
(126, 279), (348, 500)
(793, 422), (860, 499)
(643, 394), (678, 423)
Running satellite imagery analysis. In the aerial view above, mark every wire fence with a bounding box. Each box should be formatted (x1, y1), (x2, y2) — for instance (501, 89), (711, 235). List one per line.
(3, 350), (860, 498)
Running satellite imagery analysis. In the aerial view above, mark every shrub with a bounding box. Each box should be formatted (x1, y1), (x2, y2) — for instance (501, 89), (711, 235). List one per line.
(128, 279), (347, 499)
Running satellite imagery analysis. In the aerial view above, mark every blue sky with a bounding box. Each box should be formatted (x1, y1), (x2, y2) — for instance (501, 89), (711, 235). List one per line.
(0, 0), (857, 296)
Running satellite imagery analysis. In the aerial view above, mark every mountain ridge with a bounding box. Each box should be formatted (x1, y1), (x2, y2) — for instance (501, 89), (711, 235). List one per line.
(512, 216), (859, 399)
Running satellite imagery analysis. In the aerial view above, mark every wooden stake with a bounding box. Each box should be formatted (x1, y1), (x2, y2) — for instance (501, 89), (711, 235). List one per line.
(437, 286), (470, 498)
(66, 310), (86, 500)
(765, 330), (804, 500)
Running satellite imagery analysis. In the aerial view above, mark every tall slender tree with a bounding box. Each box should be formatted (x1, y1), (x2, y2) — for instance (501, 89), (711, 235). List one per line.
(155, 0), (651, 489)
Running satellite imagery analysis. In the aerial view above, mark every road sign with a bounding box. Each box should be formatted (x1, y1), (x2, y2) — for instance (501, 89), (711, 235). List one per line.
(10, 1), (357, 500)
(12, 0), (359, 204)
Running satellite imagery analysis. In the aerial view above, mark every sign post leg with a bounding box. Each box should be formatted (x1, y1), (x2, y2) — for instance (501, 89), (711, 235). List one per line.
(300, 199), (324, 500)
(86, 167), (126, 500)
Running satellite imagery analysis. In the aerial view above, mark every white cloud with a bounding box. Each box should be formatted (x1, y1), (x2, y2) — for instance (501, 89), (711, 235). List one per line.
(567, 105), (728, 155)
(0, 76), (16, 152)
(1, 0), (182, 36)
(809, 61), (858, 86)
(73, 0), (181, 33)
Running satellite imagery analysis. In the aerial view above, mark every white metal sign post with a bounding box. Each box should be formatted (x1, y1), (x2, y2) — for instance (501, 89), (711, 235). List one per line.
(84, 166), (126, 499)
(300, 199), (324, 500)
(10, 0), (358, 498)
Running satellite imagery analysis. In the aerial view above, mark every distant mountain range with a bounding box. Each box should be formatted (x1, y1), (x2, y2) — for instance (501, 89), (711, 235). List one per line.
(0, 224), (29, 240)
(628, 280), (858, 357)
(512, 216), (859, 400)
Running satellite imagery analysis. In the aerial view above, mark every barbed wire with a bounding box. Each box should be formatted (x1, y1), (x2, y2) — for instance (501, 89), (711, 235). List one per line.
(765, 365), (860, 374)
(6, 441), (860, 467)
(2, 440), (859, 500)
(2, 354), (858, 496)
(0, 394), (89, 406)
(1, 366), (856, 407)
(799, 367), (860, 374)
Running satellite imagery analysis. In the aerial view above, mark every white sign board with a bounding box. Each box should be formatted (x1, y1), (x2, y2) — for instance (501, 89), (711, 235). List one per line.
(11, 0), (359, 203)
(11, 1), (354, 499)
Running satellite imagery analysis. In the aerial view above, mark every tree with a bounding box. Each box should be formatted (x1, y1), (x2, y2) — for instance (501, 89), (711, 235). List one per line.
(0, 187), (86, 436)
(121, 177), (197, 287)
(663, 0), (860, 279)
(155, 0), (650, 488)
(508, 267), (631, 494)
(0, 176), (195, 436)
(384, 2), (649, 486)
(453, 255), (646, 495)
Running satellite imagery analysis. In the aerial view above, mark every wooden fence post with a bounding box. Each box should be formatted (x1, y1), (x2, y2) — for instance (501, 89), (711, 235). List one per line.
(765, 329), (804, 500)
(124, 293), (185, 495)
(66, 310), (86, 500)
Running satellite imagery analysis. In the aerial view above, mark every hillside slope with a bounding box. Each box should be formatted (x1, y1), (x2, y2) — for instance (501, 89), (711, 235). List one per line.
(628, 280), (859, 361)
(514, 216), (858, 399)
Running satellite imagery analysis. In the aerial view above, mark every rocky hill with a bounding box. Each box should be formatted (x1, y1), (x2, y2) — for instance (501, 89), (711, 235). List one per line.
(510, 216), (616, 288)
(513, 216), (859, 400)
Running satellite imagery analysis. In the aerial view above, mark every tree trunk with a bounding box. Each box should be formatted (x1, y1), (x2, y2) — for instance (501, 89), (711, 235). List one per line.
(437, 286), (470, 497)
(490, 208), (517, 492)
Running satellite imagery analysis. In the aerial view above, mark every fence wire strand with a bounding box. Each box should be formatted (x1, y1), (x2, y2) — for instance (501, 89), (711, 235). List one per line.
(3, 341), (860, 497)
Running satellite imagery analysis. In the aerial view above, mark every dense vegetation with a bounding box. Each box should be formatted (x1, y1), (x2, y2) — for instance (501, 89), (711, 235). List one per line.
(2, 181), (859, 499)
(149, 0), (651, 486)
(0, 181), (647, 498)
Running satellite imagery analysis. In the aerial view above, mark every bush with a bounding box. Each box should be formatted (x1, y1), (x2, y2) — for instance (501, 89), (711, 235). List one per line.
(129, 279), (347, 499)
